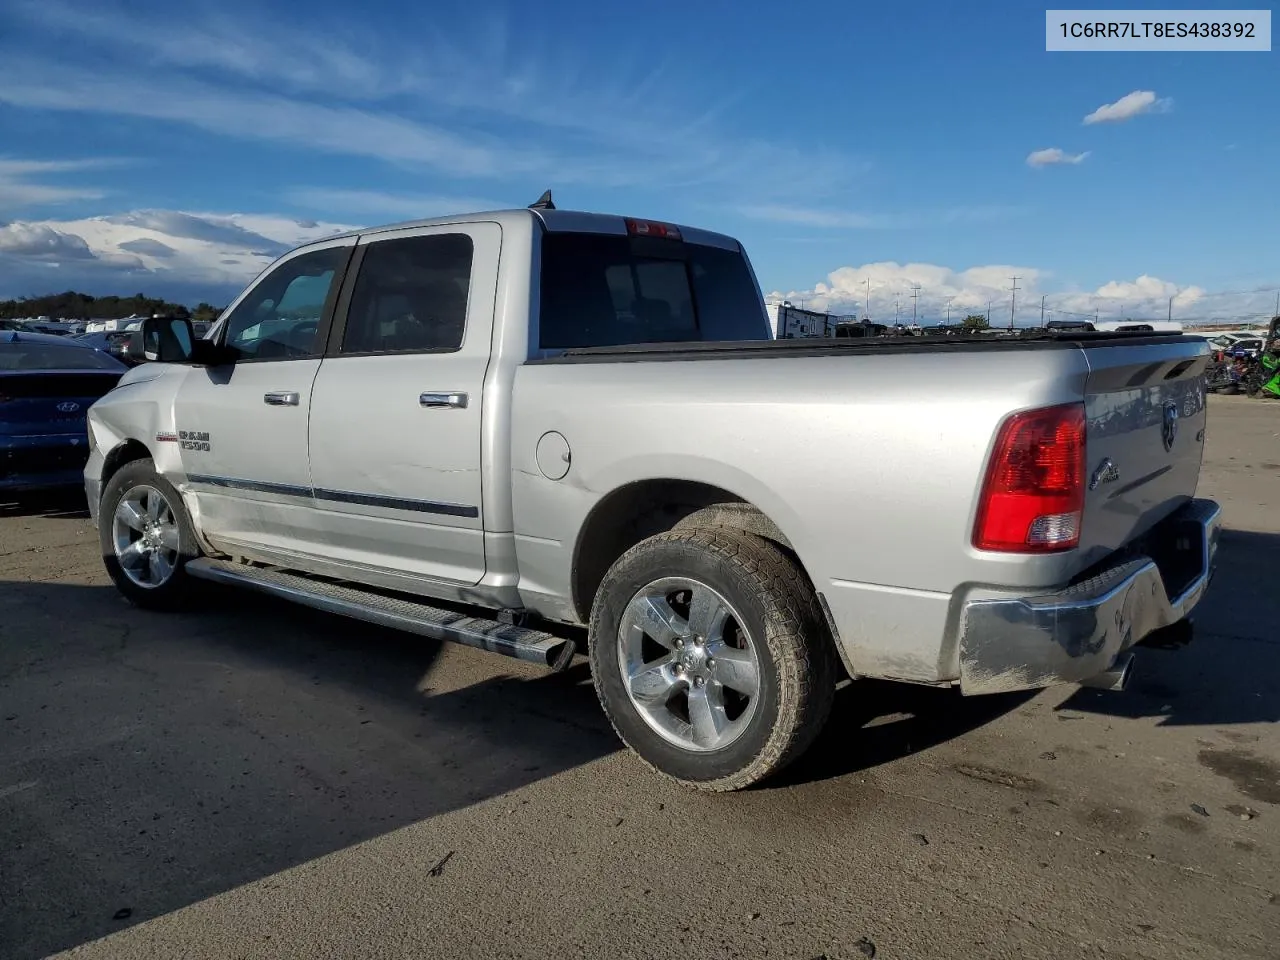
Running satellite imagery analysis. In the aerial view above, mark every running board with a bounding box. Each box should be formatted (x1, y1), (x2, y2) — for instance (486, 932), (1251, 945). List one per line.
(185, 558), (576, 671)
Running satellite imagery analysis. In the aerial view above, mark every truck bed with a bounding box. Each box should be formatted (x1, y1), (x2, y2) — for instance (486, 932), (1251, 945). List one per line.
(529, 330), (1200, 364)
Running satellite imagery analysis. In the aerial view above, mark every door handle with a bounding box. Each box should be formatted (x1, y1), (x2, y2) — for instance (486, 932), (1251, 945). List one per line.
(419, 392), (468, 409)
(264, 391), (300, 406)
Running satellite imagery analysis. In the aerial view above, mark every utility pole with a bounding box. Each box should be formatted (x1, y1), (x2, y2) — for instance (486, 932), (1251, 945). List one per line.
(987, 300), (992, 324)
(864, 277), (871, 320)
(1041, 294), (1046, 326)
(1168, 295), (1174, 323)
(944, 296), (955, 324)
(1009, 276), (1021, 330)
(910, 283), (921, 325)
(894, 291), (902, 324)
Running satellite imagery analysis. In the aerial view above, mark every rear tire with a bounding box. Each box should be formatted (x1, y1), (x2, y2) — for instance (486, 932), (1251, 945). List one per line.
(589, 528), (836, 791)
(99, 459), (201, 610)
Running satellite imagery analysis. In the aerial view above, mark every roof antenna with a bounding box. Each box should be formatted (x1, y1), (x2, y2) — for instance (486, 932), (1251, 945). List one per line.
(529, 189), (555, 211)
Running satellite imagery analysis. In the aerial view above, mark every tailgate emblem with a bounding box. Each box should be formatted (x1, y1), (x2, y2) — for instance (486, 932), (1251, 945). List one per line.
(55, 401), (80, 413)
(1162, 402), (1179, 451)
(1089, 458), (1120, 490)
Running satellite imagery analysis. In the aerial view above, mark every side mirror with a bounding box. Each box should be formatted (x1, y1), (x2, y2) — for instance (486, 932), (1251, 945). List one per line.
(129, 316), (195, 364)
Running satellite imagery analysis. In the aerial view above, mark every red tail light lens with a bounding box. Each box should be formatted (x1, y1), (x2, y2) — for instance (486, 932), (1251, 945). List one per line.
(625, 218), (682, 240)
(973, 402), (1086, 552)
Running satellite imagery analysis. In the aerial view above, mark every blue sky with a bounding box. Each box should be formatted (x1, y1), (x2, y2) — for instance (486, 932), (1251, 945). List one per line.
(0, 0), (1275, 324)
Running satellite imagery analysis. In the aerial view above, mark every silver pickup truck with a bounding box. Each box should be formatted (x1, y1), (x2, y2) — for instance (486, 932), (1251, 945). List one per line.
(84, 201), (1221, 791)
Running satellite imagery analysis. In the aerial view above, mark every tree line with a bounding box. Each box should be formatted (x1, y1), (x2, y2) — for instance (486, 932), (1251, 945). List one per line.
(0, 291), (222, 323)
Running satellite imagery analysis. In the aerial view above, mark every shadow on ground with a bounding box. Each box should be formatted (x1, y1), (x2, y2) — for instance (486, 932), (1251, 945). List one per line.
(0, 570), (1037, 959)
(0, 489), (90, 520)
(1058, 527), (1280, 726)
(778, 681), (1033, 789)
(0, 580), (611, 960)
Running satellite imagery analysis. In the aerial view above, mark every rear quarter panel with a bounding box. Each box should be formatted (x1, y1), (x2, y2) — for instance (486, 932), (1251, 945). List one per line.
(510, 347), (1094, 682)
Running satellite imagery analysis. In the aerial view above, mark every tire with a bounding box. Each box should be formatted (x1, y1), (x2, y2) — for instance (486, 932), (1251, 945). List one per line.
(589, 528), (836, 791)
(99, 458), (202, 610)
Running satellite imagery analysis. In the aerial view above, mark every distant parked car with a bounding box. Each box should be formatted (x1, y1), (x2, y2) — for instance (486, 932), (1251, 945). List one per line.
(1, 330), (126, 494)
(71, 330), (145, 367)
(1228, 338), (1264, 360)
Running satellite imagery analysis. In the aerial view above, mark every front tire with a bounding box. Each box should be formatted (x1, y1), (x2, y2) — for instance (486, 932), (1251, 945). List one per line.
(589, 528), (836, 791)
(99, 459), (201, 610)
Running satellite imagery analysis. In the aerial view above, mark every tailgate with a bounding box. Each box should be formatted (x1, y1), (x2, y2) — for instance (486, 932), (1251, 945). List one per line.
(1079, 338), (1209, 563)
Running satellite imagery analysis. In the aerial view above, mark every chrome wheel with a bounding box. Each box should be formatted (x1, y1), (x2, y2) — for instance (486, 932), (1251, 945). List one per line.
(112, 484), (181, 589)
(617, 577), (761, 752)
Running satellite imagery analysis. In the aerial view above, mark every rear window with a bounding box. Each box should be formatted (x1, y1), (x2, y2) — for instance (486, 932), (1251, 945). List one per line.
(538, 232), (766, 350)
(0, 343), (126, 371)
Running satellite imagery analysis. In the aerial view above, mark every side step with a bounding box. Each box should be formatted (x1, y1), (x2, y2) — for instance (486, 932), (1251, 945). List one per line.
(185, 558), (576, 671)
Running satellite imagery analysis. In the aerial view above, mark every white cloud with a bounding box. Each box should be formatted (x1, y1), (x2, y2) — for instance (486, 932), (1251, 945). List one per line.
(769, 261), (1045, 319)
(1026, 147), (1090, 168)
(286, 188), (511, 222)
(738, 204), (1028, 229)
(1083, 90), (1172, 125)
(0, 3), (861, 201)
(0, 209), (355, 301)
(12, 0), (390, 100)
(768, 261), (1271, 325)
(0, 223), (96, 260)
(738, 205), (893, 229)
(0, 157), (123, 209)
(0, 68), (510, 179)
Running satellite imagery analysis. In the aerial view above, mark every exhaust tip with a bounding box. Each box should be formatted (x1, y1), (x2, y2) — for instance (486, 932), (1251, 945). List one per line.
(1080, 652), (1134, 692)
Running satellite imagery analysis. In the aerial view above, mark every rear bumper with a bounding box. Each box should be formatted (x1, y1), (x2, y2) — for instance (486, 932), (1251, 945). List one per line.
(958, 498), (1222, 695)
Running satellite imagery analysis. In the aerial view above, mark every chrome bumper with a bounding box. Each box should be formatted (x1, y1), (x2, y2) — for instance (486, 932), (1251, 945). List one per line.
(958, 499), (1222, 695)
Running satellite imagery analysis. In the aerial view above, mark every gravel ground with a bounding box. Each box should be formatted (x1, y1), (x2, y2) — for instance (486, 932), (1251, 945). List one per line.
(1, 393), (1278, 960)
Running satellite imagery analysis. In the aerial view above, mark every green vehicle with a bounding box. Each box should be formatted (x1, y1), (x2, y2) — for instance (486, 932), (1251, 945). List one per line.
(1243, 316), (1280, 398)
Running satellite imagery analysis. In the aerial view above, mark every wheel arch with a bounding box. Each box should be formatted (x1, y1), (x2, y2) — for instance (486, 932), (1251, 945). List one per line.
(101, 438), (154, 490)
(570, 478), (804, 624)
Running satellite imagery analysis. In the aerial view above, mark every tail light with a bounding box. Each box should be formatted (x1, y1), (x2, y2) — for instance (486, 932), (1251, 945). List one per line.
(973, 402), (1086, 552)
(625, 218), (681, 240)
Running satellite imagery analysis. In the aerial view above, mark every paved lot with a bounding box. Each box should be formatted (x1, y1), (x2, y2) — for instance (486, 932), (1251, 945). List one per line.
(2, 394), (1279, 960)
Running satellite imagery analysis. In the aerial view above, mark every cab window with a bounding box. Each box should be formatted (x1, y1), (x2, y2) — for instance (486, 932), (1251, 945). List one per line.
(222, 247), (347, 360)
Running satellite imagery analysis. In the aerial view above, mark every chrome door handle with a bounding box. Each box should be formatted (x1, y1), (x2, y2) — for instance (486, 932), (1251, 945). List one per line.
(264, 391), (300, 406)
(419, 392), (468, 409)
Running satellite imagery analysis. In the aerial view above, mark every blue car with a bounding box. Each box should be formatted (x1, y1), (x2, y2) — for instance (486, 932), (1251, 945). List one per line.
(1, 330), (126, 494)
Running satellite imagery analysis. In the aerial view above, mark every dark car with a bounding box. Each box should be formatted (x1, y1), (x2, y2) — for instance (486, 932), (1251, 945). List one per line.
(1228, 338), (1264, 359)
(0, 330), (126, 494)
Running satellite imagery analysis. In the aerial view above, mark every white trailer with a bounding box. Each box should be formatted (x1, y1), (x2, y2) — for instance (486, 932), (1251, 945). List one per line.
(765, 301), (835, 339)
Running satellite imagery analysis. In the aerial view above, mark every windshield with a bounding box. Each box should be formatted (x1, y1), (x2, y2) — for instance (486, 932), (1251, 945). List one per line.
(538, 232), (767, 350)
(0, 342), (127, 371)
